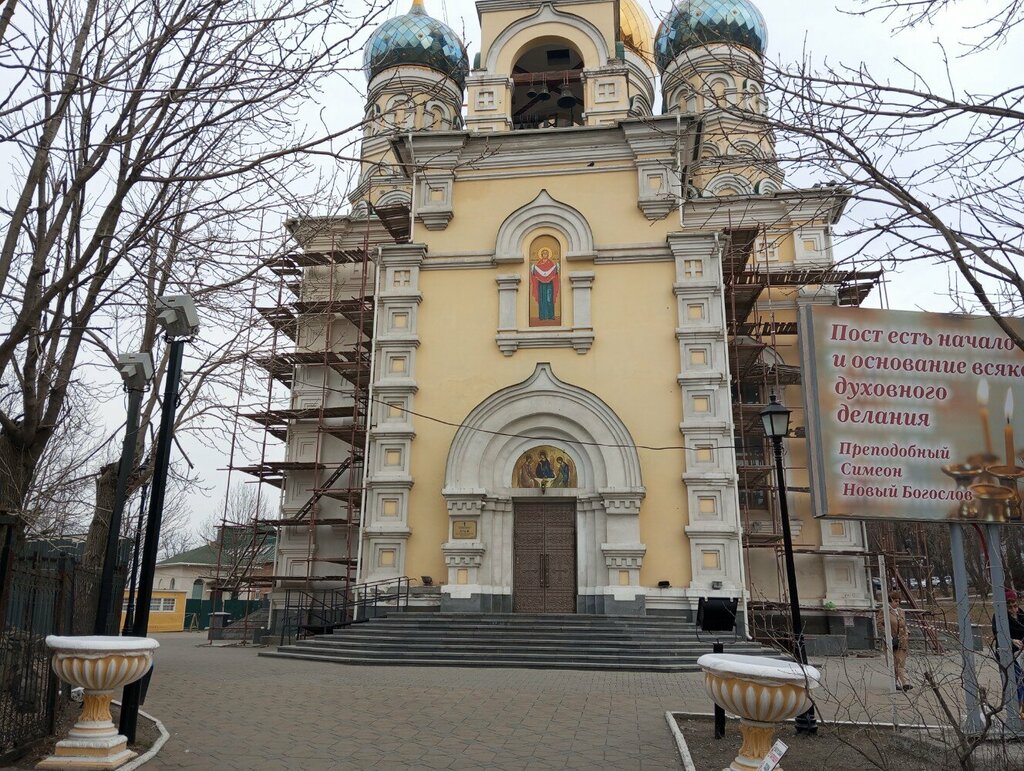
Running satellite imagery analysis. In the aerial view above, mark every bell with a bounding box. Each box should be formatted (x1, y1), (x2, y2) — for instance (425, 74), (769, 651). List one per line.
(536, 84), (551, 101)
(557, 86), (578, 109)
(526, 83), (538, 99)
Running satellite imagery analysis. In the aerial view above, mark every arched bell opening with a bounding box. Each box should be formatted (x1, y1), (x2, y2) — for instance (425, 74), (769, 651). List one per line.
(511, 40), (585, 130)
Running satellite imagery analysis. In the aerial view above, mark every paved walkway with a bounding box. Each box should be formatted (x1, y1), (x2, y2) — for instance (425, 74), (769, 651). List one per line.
(140, 632), (1005, 770)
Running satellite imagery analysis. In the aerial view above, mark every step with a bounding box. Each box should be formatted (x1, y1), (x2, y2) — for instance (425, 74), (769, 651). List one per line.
(296, 634), (770, 651)
(321, 626), (720, 638)
(311, 635), (758, 652)
(262, 647), (711, 670)
(263, 613), (778, 672)
(378, 613), (701, 626)
(259, 650), (704, 672)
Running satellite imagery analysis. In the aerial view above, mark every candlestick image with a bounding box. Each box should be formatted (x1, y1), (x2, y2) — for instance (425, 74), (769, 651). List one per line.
(1005, 389), (1015, 467)
(979, 379), (993, 455)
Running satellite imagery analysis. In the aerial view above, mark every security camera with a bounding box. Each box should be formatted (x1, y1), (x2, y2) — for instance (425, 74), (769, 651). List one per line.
(155, 295), (199, 338)
(116, 352), (154, 390)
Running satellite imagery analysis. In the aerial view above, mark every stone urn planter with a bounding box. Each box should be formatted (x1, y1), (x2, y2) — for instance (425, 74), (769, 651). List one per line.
(38, 635), (159, 770)
(697, 653), (821, 771)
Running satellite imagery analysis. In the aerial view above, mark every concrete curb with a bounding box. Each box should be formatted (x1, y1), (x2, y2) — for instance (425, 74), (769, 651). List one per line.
(664, 711), (696, 771)
(668, 708), (946, 731)
(112, 701), (170, 770)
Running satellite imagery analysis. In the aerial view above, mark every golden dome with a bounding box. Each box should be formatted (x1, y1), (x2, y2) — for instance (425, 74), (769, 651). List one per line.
(620, 0), (656, 65)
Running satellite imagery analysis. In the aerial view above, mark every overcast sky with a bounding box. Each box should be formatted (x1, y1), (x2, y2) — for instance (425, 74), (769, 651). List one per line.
(173, 0), (1018, 536)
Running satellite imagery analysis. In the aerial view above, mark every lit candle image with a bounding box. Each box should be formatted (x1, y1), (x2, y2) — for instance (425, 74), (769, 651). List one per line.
(979, 379), (993, 455)
(1005, 389), (1016, 468)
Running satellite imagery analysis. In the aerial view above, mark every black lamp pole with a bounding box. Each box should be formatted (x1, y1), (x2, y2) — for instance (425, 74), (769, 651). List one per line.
(122, 483), (149, 635)
(761, 393), (817, 735)
(120, 295), (198, 742)
(94, 353), (151, 635)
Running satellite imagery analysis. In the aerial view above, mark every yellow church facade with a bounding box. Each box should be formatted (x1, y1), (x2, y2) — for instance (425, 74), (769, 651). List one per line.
(269, 0), (876, 637)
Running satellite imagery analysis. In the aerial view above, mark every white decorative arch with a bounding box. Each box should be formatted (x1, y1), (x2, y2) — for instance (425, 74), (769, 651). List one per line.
(444, 363), (643, 493)
(727, 139), (764, 158)
(703, 73), (735, 97)
(700, 140), (723, 159)
(440, 364), (647, 614)
(702, 172), (755, 197)
(493, 189), (595, 262)
(756, 178), (783, 195)
(484, 2), (611, 72)
(376, 188), (412, 208)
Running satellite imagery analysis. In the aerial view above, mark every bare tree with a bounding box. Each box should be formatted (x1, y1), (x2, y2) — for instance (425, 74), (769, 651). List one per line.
(756, 1), (1024, 347)
(0, 0), (389, 631)
(0, 0), (385, 512)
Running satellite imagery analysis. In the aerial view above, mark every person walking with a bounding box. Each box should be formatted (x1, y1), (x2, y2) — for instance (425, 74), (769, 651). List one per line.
(991, 589), (1024, 713)
(878, 591), (912, 690)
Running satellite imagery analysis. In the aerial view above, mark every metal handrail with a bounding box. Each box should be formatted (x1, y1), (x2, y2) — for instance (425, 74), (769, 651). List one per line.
(277, 576), (410, 645)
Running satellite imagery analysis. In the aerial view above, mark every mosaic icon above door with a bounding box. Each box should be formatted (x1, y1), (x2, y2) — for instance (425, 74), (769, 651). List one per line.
(512, 445), (578, 488)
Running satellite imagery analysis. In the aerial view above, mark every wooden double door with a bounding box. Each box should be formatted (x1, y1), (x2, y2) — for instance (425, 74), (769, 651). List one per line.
(512, 500), (577, 613)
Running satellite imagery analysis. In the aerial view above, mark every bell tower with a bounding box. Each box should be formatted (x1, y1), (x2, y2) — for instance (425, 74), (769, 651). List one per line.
(354, 0), (469, 212)
(465, 0), (656, 132)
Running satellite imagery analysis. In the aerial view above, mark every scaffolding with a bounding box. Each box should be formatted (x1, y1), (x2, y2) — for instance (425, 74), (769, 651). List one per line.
(211, 200), (410, 638)
(722, 227), (884, 620)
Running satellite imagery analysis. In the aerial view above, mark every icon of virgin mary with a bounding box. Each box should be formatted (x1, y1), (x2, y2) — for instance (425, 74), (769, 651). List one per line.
(530, 246), (560, 326)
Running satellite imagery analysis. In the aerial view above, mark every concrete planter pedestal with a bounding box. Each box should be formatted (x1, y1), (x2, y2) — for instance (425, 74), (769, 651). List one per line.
(697, 653), (820, 771)
(38, 635), (158, 770)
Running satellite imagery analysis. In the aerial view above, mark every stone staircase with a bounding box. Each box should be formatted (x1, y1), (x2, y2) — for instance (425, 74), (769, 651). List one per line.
(215, 608), (270, 641)
(259, 612), (780, 672)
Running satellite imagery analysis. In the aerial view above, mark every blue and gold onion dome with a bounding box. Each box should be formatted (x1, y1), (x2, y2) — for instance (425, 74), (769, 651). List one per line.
(363, 0), (469, 88)
(654, 0), (767, 71)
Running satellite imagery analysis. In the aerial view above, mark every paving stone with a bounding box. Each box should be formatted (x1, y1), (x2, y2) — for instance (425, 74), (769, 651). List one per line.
(137, 632), (998, 771)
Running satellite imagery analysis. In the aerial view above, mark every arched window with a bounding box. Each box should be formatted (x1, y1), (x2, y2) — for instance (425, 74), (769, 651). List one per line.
(511, 42), (584, 130)
(191, 579), (204, 599)
(169, 578), (176, 590)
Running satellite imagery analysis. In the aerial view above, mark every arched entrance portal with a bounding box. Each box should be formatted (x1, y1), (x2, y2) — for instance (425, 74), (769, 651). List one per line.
(441, 364), (646, 614)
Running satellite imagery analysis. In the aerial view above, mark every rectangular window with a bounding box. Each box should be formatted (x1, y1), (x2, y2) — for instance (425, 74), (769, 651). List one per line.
(392, 269), (411, 287)
(150, 597), (176, 613)
(684, 259), (704, 278)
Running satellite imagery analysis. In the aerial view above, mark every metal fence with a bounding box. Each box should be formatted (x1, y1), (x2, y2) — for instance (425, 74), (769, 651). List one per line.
(0, 519), (129, 764)
(0, 551), (71, 763)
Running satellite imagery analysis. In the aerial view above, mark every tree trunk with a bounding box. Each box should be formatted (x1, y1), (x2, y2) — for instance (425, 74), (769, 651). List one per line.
(73, 462), (117, 635)
(0, 432), (38, 513)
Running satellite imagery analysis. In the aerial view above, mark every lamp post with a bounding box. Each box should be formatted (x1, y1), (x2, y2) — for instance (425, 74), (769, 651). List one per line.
(122, 483), (149, 635)
(94, 352), (153, 635)
(760, 393), (817, 735)
(120, 295), (198, 742)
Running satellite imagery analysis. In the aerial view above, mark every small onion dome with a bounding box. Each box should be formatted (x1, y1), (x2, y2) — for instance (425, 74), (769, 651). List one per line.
(619, 0), (656, 65)
(363, 0), (469, 88)
(655, 0), (767, 71)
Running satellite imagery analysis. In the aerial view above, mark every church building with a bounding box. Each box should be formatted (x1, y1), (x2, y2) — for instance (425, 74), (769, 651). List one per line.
(255, 0), (880, 643)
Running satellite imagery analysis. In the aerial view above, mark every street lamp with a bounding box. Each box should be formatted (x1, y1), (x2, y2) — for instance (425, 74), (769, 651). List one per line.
(760, 392), (817, 735)
(119, 295), (198, 742)
(93, 352), (154, 635)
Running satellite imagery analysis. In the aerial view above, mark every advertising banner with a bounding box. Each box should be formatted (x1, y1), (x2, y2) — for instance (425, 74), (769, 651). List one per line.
(800, 306), (1024, 522)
